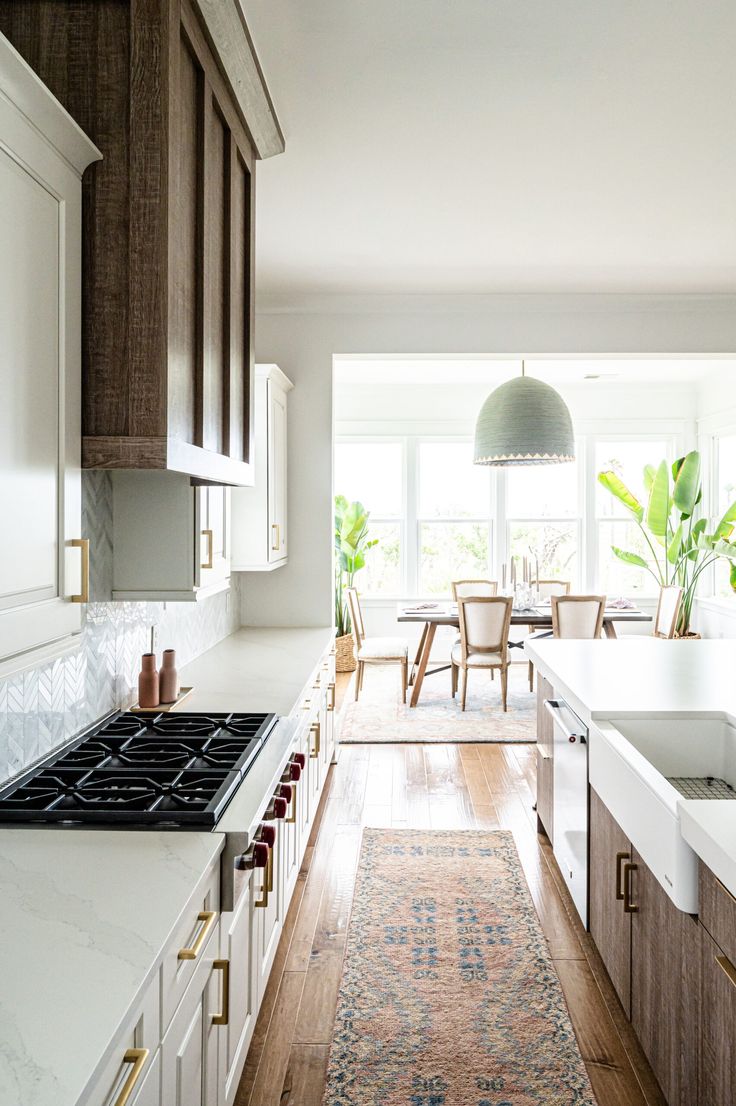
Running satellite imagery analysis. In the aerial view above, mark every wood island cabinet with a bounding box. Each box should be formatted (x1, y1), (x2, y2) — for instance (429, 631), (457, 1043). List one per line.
(589, 787), (699, 1106)
(0, 0), (282, 486)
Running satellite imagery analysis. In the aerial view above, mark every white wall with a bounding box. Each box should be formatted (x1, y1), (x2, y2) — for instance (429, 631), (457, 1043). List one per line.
(243, 292), (736, 629)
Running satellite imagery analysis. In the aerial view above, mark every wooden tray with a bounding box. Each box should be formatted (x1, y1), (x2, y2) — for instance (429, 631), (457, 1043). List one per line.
(130, 686), (194, 713)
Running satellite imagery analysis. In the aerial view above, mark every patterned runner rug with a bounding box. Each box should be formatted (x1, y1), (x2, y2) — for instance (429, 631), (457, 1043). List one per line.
(339, 664), (536, 743)
(322, 829), (597, 1106)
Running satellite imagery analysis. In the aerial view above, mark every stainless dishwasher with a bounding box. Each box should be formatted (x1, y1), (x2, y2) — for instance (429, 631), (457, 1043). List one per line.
(545, 698), (589, 927)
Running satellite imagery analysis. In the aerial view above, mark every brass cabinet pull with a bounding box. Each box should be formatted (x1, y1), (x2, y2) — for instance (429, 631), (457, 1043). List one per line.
(716, 954), (736, 989)
(212, 959), (230, 1025)
(328, 681), (336, 711)
(615, 852), (630, 901)
(623, 862), (639, 913)
(271, 522), (280, 551)
(309, 721), (321, 759)
(71, 538), (90, 603)
(178, 910), (217, 960)
(114, 1048), (149, 1106)
(287, 782), (297, 824)
(255, 865), (269, 908)
(201, 529), (214, 569)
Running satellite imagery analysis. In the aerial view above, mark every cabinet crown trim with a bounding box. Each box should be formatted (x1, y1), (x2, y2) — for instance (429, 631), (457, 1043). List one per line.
(0, 32), (101, 173)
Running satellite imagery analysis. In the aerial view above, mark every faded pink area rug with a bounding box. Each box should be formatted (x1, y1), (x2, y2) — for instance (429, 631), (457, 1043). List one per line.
(339, 664), (536, 743)
(322, 829), (596, 1106)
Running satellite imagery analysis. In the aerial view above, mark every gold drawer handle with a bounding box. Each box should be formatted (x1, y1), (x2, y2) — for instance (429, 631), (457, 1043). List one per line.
(255, 869), (269, 908)
(213, 958), (230, 1025)
(178, 910), (217, 960)
(114, 1048), (149, 1106)
(623, 861), (639, 913)
(287, 782), (298, 824)
(716, 954), (736, 989)
(271, 522), (280, 551)
(309, 720), (321, 759)
(328, 681), (336, 711)
(201, 529), (214, 570)
(615, 851), (630, 901)
(71, 538), (90, 603)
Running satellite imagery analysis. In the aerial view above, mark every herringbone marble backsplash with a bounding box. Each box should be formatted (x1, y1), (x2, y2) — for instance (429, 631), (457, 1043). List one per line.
(0, 473), (243, 785)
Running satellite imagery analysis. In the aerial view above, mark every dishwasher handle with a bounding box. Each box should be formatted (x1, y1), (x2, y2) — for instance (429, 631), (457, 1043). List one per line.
(544, 699), (587, 744)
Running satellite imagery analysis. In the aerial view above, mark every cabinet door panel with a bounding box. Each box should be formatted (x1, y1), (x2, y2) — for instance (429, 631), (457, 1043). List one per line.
(700, 923), (736, 1106)
(589, 787), (631, 1015)
(202, 92), (228, 456)
(221, 877), (256, 1105)
(169, 28), (201, 448)
(630, 847), (699, 1106)
(268, 381), (288, 561)
(228, 151), (251, 463)
(535, 677), (554, 840)
(0, 64), (87, 663)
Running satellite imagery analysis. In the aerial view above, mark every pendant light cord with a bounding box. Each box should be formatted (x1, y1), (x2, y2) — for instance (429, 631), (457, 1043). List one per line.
(521, 360), (525, 377)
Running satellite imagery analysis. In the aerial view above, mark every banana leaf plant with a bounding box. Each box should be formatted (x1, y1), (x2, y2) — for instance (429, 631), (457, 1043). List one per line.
(334, 496), (378, 636)
(598, 450), (736, 636)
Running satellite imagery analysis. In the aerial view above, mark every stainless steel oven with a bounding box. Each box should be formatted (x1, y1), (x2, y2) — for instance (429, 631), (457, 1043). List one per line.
(545, 698), (589, 927)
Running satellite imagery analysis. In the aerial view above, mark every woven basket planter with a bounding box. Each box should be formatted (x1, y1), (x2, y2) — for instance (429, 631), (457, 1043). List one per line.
(335, 632), (357, 672)
(675, 631), (701, 640)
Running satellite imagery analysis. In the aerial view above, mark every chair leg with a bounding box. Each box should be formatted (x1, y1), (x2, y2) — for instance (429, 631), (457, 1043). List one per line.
(451, 662), (457, 698)
(528, 660), (534, 692)
(354, 662), (363, 701)
(461, 666), (468, 711)
(359, 662), (365, 692)
(501, 665), (509, 712)
(401, 659), (408, 704)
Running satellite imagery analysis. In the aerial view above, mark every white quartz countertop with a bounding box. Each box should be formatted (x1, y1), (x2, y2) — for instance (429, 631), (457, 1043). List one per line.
(177, 626), (335, 716)
(679, 802), (736, 901)
(526, 638), (736, 721)
(0, 829), (224, 1106)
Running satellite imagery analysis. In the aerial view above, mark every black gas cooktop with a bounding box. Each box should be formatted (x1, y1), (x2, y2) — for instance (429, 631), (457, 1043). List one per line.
(0, 711), (277, 827)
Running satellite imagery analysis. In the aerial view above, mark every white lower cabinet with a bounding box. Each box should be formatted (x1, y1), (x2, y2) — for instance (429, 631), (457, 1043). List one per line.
(220, 874), (256, 1106)
(161, 923), (221, 1106)
(84, 636), (337, 1106)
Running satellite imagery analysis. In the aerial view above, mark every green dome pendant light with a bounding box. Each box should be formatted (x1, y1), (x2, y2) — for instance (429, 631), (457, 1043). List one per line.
(473, 361), (575, 466)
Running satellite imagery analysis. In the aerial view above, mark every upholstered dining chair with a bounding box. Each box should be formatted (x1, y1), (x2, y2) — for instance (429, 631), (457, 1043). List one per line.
(551, 595), (607, 639)
(527, 579), (571, 690)
(653, 585), (683, 639)
(452, 596), (513, 712)
(345, 587), (409, 702)
(452, 579), (498, 599)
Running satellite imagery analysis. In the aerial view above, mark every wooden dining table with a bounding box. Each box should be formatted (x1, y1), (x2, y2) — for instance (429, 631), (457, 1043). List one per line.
(397, 601), (652, 707)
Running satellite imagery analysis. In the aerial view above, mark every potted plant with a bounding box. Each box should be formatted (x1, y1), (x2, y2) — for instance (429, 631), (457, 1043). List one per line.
(334, 496), (378, 671)
(598, 450), (736, 637)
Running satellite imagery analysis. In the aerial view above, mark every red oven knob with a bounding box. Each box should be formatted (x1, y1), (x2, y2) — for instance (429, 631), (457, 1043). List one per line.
(236, 840), (269, 870)
(293, 752), (306, 769)
(288, 761), (302, 781)
(260, 824), (276, 848)
(273, 796), (288, 819)
(279, 784), (293, 803)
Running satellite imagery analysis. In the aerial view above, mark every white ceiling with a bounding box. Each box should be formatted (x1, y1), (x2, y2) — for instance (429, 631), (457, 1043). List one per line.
(243, 0), (736, 298)
(333, 357), (734, 386)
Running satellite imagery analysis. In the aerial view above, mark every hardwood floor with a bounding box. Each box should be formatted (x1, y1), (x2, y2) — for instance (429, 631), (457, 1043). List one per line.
(235, 673), (666, 1106)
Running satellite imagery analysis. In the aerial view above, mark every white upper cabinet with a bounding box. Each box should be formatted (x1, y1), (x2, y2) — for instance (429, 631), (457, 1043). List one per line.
(231, 364), (293, 571)
(111, 473), (230, 602)
(0, 34), (100, 672)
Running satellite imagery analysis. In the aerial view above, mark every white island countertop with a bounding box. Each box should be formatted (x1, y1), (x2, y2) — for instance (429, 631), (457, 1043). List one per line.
(525, 638), (736, 722)
(177, 626), (335, 716)
(526, 637), (736, 899)
(0, 829), (224, 1106)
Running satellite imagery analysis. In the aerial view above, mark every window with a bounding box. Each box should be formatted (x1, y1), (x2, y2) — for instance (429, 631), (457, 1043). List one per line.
(334, 441), (403, 594)
(417, 442), (492, 594)
(506, 461), (579, 585)
(595, 440), (668, 597)
(714, 434), (736, 596)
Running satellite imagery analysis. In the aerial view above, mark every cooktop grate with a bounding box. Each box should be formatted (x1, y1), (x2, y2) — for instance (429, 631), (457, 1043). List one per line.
(667, 776), (736, 800)
(0, 709), (278, 827)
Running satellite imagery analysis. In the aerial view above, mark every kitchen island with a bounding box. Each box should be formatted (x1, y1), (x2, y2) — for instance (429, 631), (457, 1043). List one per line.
(526, 637), (736, 1106)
